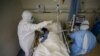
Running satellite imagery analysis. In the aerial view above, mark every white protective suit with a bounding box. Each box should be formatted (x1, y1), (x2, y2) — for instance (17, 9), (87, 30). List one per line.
(17, 10), (52, 56)
(33, 23), (69, 56)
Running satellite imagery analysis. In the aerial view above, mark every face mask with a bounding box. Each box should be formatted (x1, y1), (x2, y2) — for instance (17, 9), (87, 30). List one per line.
(80, 24), (89, 30)
(31, 16), (35, 23)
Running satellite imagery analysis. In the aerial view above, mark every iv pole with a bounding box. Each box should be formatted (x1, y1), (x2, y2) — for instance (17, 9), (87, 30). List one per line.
(55, 0), (70, 53)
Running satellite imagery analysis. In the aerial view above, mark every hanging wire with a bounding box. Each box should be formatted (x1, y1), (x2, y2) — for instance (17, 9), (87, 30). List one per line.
(56, 0), (60, 23)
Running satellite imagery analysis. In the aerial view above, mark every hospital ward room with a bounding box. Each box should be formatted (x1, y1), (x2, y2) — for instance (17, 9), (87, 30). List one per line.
(0, 0), (100, 56)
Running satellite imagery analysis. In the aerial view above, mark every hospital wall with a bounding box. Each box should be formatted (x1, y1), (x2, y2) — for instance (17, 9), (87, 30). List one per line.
(21, 0), (100, 27)
(0, 0), (22, 56)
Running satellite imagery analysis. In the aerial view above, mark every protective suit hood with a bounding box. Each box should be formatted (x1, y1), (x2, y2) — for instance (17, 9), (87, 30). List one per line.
(22, 10), (33, 22)
(80, 20), (89, 30)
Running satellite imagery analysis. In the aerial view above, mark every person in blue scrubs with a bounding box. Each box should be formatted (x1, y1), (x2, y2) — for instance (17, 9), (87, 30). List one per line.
(70, 20), (97, 56)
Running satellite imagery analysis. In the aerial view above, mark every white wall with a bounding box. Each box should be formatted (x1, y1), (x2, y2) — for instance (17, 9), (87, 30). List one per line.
(0, 0), (22, 56)
(32, 13), (69, 22)
(21, 0), (71, 10)
(21, 0), (71, 22)
(21, 0), (100, 27)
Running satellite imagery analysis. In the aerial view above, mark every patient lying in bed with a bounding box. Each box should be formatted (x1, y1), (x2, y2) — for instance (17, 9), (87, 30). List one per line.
(33, 22), (69, 56)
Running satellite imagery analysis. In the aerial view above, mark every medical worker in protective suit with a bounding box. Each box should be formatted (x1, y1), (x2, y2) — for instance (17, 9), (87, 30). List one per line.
(70, 20), (96, 56)
(17, 10), (52, 56)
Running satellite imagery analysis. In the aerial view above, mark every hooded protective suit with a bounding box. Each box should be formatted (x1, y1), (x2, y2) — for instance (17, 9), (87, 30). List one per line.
(33, 23), (69, 56)
(18, 10), (52, 56)
(70, 20), (96, 56)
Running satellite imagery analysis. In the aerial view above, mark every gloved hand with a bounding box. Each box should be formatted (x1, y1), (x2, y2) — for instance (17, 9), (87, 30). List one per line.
(37, 21), (53, 31)
(43, 21), (53, 26)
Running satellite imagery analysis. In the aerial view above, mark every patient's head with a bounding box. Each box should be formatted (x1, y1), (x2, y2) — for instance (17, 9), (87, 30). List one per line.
(41, 28), (49, 34)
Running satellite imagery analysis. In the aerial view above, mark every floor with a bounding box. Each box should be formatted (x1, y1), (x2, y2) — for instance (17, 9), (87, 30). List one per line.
(87, 44), (100, 56)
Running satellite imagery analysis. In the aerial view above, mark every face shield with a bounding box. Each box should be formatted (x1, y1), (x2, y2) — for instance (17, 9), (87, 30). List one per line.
(22, 10), (34, 22)
(80, 20), (89, 30)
